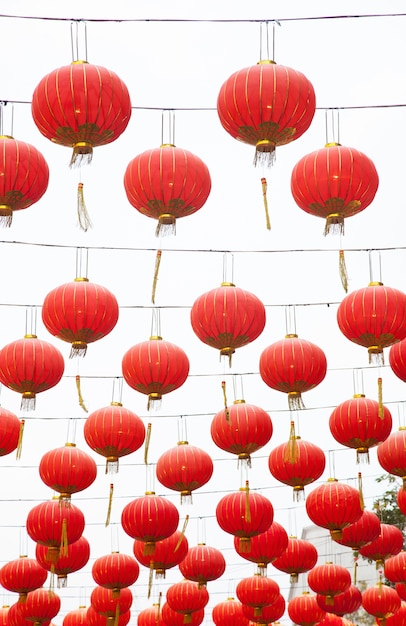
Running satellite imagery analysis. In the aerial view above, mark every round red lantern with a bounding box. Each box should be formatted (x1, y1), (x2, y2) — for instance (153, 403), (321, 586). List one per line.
(190, 283), (266, 366)
(84, 402), (145, 473)
(308, 562), (351, 606)
(0, 335), (64, 411)
(358, 523), (404, 568)
(290, 143), (379, 235)
(217, 60), (316, 166)
(329, 394), (392, 463)
(210, 399), (273, 468)
(288, 591), (326, 626)
(17, 588), (61, 625)
(63, 606), (88, 626)
(389, 337), (406, 382)
(0, 555), (47, 601)
(35, 535), (90, 587)
(0, 607), (8, 626)
(336, 282), (406, 364)
(398, 486), (406, 515)
(121, 491), (179, 553)
(259, 334), (327, 410)
(87, 606), (130, 626)
(397, 583), (406, 601)
(234, 520), (288, 575)
(179, 543), (226, 587)
(377, 427), (406, 486)
(92, 552), (139, 596)
(31, 61), (132, 165)
(305, 478), (363, 540)
(362, 581), (401, 622)
(133, 530), (189, 579)
(122, 336), (189, 410)
(161, 603), (205, 626)
(236, 574), (280, 616)
(156, 440), (213, 504)
(212, 598), (249, 626)
(271, 535), (318, 583)
(124, 144), (211, 236)
(137, 604), (165, 626)
(384, 551), (406, 584)
(331, 509), (381, 553)
(41, 278), (119, 357)
(0, 406), (23, 456)
(0, 135), (49, 226)
(317, 585), (362, 616)
(166, 579), (209, 622)
(317, 614), (345, 626)
(377, 602), (406, 626)
(39, 442), (97, 501)
(241, 593), (285, 624)
(90, 585), (133, 617)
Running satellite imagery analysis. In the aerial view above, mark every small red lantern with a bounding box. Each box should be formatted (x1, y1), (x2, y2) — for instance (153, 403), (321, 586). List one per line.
(63, 606), (88, 626)
(16, 588), (61, 625)
(156, 440), (213, 504)
(122, 336), (189, 410)
(384, 551), (406, 584)
(124, 144), (211, 236)
(212, 598), (249, 626)
(87, 606), (130, 626)
(210, 399), (273, 468)
(236, 574), (280, 616)
(241, 593), (285, 624)
(271, 535), (318, 583)
(0, 335), (64, 411)
(259, 334), (327, 410)
(84, 402), (145, 473)
(161, 603), (205, 626)
(190, 283), (266, 366)
(329, 394), (392, 463)
(234, 521), (288, 575)
(0, 556), (47, 601)
(179, 543), (226, 587)
(133, 530), (189, 579)
(331, 509), (381, 553)
(137, 604), (165, 626)
(0, 406), (23, 456)
(362, 581), (401, 622)
(90, 585), (133, 617)
(39, 442), (97, 501)
(317, 614), (346, 626)
(336, 282), (406, 364)
(32, 61), (132, 165)
(308, 563), (351, 606)
(288, 591), (326, 626)
(92, 552), (140, 596)
(217, 60), (316, 166)
(359, 523), (404, 568)
(305, 478), (363, 540)
(317, 585), (362, 616)
(166, 579), (209, 623)
(35, 536), (90, 587)
(41, 278), (119, 357)
(377, 427), (406, 486)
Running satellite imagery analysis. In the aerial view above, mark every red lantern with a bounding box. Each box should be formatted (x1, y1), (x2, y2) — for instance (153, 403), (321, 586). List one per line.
(336, 282), (406, 364)
(305, 478), (363, 540)
(87, 606), (130, 626)
(234, 521), (288, 575)
(0, 556), (47, 601)
(290, 143), (379, 235)
(0, 406), (23, 456)
(212, 598), (249, 626)
(362, 581), (401, 622)
(179, 543), (226, 587)
(316, 614), (345, 626)
(31, 61), (132, 165)
(166, 579), (209, 622)
(389, 337), (406, 382)
(210, 399), (273, 468)
(235, 574), (280, 616)
(0, 335), (64, 411)
(90, 586), (133, 617)
(92, 552), (139, 596)
(0, 135), (49, 226)
(271, 535), (318, 583)
(39, 442), (97, 501)
(307, 563), (351, 606)
(259, 334), (327, 409)
(316, 585), (362, 616)
(0, 607), (8, 626)
(332, 509), (381, 553)
(138, 604), (166, 626)
(124, 144), (211, 236)
(398, 486), (406, 515)
(384, 551), (406, 584)
(190, 283), (266, 366)
(41, 278), (119, 357)
(84, 402), (146, 473)
(241, 593), (285, 624)
(288, 591), (326, 626)
(63, 606), (88, 626)
(377, 602), (406, 626)
(329, 394), (392, 463)
(156, 440), (213, 504)
(161, 603), (205, 626)
(133, 530), (189, 579)
(7, 603), (36, 626)
(358, 523), (404, 568)
(35, 536), (90, 587)
(397, 583), (406, 601)
(16, 588), (61, 625)
(122, 336), (189, 410)
(217, 60), (316, 166)
(377, 427), (406, 486)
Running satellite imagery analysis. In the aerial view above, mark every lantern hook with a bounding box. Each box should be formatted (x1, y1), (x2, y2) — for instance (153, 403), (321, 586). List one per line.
(70, 20), (88, 63)
(161, 109), (175, 147)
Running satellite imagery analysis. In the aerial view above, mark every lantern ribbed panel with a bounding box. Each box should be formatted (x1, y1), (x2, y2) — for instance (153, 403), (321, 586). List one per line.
(121, 492), (179, 544)
(378, 602), (406, 626)
(307, 563), (351, 600)
(26, 499), (85, 554)
(90, 586), (133, 616)
(377, 427), (406, 483)
(0, 407), (21, 456)
(87, 605), (131, 626)
(359, 523), (404, 565)
(166, 579), (209, 617)
(398, 584), (406, 601)
(161, 603), (205, 626)
(212, 598), (249, 626)
(133, 531), (189, 578)
(63, 607), (88, 626)
(234, 521), (288, 572)
(156, 442), (213, 502)
(389, 338), (406, 381)
(398, 486), (406, 515)
(39, 444), (97, 498)
(241, 594), (285, 623)
(17, 588), (61, 623)
(384, 551), (406, 583)
(268, 436), (325, 497)
(271, 536), (318, 581)
(35, 536), (90, 582)
(215, 487), (273, 540)
(235, 574), (279, 610)
(288, 591), (325, 626)
(179, 544), (226, 586)
(362, 583), (401, 620)
(316, 585), (362, 616)
(92, 552), (140, 590)
(332, 509), (381, 551)
(305, 479), (363, 538)
(0, 556), (47, 599)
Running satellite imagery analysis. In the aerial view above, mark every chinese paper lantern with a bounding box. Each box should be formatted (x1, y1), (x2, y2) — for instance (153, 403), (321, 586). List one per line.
(161, 603), (205, 626)
(0, 406), (23, 456)
(41, 278), (119, 357)
(329, 394), (392, 463)
(305, 478), (363, 540)
(217, 60), (316, 166)
(190, 283), (266, 366)
(398, 486), (406, 515)
(235, 574), (280, 616)
(288, 591), (326, 626)
(166, 579), (209, 622)
(0, 606), (8, 626)
(124, 144), (211, 236)
(138, 604), (165, 626)
(87, 606), (131, 626)
(0, 135), (49, 226)
(331, 509), (381, 553)
(156, 440), (213, 504)
(271, 535), (318, 583)
(259, 334), (327, 409)
(377, 602), (406, 626)
(212, 598), (249, 626)
(31, 61), (132, 165)
(63, 606), (88, 626)
(336, 282), (406, 364)
(290, 143), (379, 236)
(90, 586), (133, 617)
(358, 523), (404, 568)
(241, 593), (285, 624)
(35, 536), (90, 587)
(308, 563), (351, 606)
(317, 614), (345, 626)
(17, 588), (61, 625)
(316, 585), (362, 616)
(377, 427), (406, 486)
(7, 603), (35, 626)
(179, 543), (226, 587)
(397, 583), (406, 601)
(92, 552), (139, 596)
(0, 335), (65, 411)
(389, 337), (406, 381)
(84, 402), (146, 473)
(362, 581), (401, 622)
(210, 399), (273, 468)
(122, 336), (189, 410)
(0, 555), (47, 601)
(384, 551), (406, 584)
(38, 442), (97, 501)
(133, 530), (189, 580)
(234, 521), (288, 574)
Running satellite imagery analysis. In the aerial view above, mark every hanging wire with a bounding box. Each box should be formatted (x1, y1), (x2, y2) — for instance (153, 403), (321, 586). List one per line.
(177, 415), (187, 442)
(328, 450), (336, 478)
(352, 369), (365, 396)
(66, 418), (77, 444)
(232, 374), (244, 401)
(150, 307), (162, 338)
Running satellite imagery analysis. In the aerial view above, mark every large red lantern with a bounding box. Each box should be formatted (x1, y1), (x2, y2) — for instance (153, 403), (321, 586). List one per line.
(288, 591), (325, 626)
(156, 440), (213, 504)
(16, 588), (61, 625)
(241, 593), (285, 624)
(377, 602), (406, 626)
(133, 530), (189, 579)
(0, 135), (49, 226)
(235, 574), (280, 616)
(308, 563), (351, 606)
(331, 509), (381, 554)
(259, 334), (327, 409)
(329, 394), (392, 463)
(90, 585), (133, 617)
(124, 144), (211, 236)
(362, 581), (401, 622)
(92, 552), (140, 596)
(41, 278), (119, 357)
(0, 555), (47, 601)
(217, 60), (316, 166)
(377, 427), (406, 486)
(31, 61), (132, 165)
(35, 536), (90, 587)
(137, 604), (165, 626)
(271, 535), (318, 583)
(336, 282), (406, 364)
(122, 336), (189, 410)
(305, 478), (363, 540)
(358, 523), (404, 568)
(0, 335), (64, 411)
(161, 603), (205, 626)
(234, 520), (288, 574)
(121, 491), (179, 553)
(212, 598), (249, 626)
(0, 406), (23, 456)
(179, 544), (225, 588)
(63, 606), (88, 626)
(389, 337), (406, 382)
(384, 551), (406, 584)
(398, 486), (406, 515)
(166, 579), (209, 622)
(190, 283), (266, 366)
(38, 442), (97, 501)
(316, 585), (362, 616)
(87, 606), (130, 626)
(84, 402), (146, 473)
(290, 143), (379, 235)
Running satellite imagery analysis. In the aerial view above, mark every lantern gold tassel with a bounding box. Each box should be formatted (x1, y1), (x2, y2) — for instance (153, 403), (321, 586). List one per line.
(144, 423), (152, 464)
(244, 480), (251, 523)
(175, 515), (189, 551)
(77, 182), (92, 232)
(339, 250), (349, 293)
(221, 380), (230, 422)
(49, 564), (55, 592)
(147, 564), (154, 598)
(353, 555), (358, 585)
(261, 177), (271, 230)
(151, 250), (162, 304)
(105, 483), (114, 527)
(284, 420), (297, 463)
(358, 472), (365, 510)
(16, 419), (25, 460)
(60, 518), (69, 557)
(75, 375), (88, 413)
(378, 377), (384, 419)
